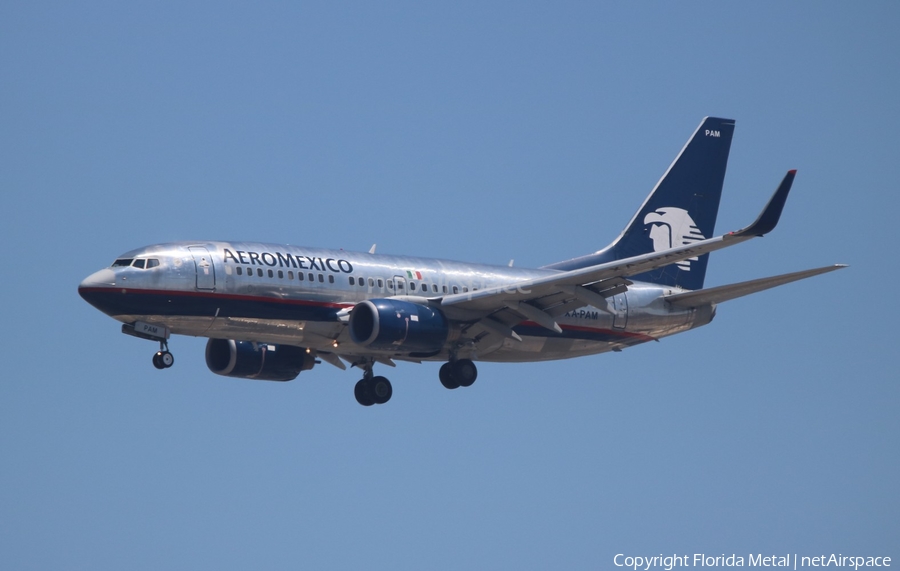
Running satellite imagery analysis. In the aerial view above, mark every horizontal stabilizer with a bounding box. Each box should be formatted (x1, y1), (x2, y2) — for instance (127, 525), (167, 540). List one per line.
(665, 264), (847, 308)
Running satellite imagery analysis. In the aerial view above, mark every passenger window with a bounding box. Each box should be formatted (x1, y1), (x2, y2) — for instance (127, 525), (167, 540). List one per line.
(147, 259), (159, 268)
(397, 281), (404, 290)
(278, 270), (283, 279)
(377, 279), (383, 288)
(452, 286), (458, 294)
(349, 277), (355, 286)
(298, 272), (304, 281)
(443, 285), (448, 293)
(410, 282), (417, 291)
(328, 275), (334, 283)
(236, 267), (243, 276)
(288, 271), (294, 280)
(433, 284), (438, 293)
(132, 259), (146, 269)
(463, 287), (468, 293)
(308, 273), (314, 281)
(387, 281), (393, 290)
(257, 268), (263, 277)
(368, 278), (375, 287)
(267, 269), (273, 278)
(318, 274), (324, 283)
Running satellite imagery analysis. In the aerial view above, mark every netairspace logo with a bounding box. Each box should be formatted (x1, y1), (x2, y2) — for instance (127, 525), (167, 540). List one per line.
(613, 553), (892, 571)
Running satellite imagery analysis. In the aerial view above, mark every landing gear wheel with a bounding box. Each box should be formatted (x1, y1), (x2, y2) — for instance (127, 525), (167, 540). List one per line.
(439, 363), (460, 389)
(354, 379), (375, 407)
(454, 359), (477, 387)
(153, 351), (173, 369)
(371, 376), (393, 404)
(354, 360), (392, 406)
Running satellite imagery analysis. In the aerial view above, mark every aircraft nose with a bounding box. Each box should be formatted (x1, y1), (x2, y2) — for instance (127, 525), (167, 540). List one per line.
(78, 268), (116, 296)
(78, 268), (119, 314)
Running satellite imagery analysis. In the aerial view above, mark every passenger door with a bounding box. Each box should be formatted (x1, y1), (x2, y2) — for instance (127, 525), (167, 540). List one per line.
(189, 246), (216, 291)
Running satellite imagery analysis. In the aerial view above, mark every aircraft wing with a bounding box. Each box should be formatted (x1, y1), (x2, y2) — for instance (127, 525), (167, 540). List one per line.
(434, 171), (798, 334)
(664, 264), (847, 308)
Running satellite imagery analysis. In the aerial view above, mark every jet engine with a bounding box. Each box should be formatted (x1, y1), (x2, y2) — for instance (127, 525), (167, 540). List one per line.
(205, 339), (313, 381)
(349, 299), (449, 353)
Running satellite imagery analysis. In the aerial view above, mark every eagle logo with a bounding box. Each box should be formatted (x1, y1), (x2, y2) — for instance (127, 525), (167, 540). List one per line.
(643, 207), (705, 271)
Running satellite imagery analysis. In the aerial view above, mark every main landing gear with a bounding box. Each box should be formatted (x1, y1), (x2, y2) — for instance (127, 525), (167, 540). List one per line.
(352, 358), (478, 407)
(439, 358), (478, 390)
(152, 340), (174, 370)
(354, 368), (393, 407)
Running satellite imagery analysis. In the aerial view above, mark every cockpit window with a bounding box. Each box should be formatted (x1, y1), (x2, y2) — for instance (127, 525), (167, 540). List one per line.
(113, 257), (160, 269)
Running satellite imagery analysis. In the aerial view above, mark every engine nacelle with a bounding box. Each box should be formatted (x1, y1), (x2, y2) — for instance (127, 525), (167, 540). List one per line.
(205, 339), (313, 381)
(349, 299), (449, 353)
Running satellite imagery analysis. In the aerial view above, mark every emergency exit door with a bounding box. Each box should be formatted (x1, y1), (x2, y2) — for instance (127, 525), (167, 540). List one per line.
(611, 292), (628, 329)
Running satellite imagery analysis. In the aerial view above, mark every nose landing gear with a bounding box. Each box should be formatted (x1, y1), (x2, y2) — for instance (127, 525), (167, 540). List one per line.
(122, 321), (174, 370)
(152, 340), (174, 370)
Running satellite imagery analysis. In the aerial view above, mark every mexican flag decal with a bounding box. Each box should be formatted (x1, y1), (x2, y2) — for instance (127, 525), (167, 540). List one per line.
(406, 270), (423, 280)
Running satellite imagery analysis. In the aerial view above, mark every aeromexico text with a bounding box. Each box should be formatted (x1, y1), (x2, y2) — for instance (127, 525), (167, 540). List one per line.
(223, 249), (353, 274)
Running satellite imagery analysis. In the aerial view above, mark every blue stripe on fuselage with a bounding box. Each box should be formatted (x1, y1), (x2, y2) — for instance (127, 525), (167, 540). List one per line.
(78, 287), (348, 322)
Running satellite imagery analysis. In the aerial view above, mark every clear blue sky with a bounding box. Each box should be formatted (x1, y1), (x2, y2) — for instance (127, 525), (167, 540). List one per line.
(1, 2), (897, 569)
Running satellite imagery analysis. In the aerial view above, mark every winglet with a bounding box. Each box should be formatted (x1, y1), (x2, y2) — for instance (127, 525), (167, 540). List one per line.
(733, 170), (796, 237)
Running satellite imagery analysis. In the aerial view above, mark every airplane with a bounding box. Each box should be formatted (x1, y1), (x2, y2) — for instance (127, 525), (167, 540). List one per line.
(78, 117), (846, 406)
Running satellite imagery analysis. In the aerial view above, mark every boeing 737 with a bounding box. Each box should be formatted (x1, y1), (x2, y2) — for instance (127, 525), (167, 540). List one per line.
(78, 117), (845, 406)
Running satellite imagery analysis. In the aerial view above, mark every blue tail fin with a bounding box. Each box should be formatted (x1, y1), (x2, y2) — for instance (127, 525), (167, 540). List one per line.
(544, 117), (735, 291)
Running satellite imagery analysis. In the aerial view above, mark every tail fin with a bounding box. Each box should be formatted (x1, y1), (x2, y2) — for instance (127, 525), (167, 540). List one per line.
(544, 117), (735, 290)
